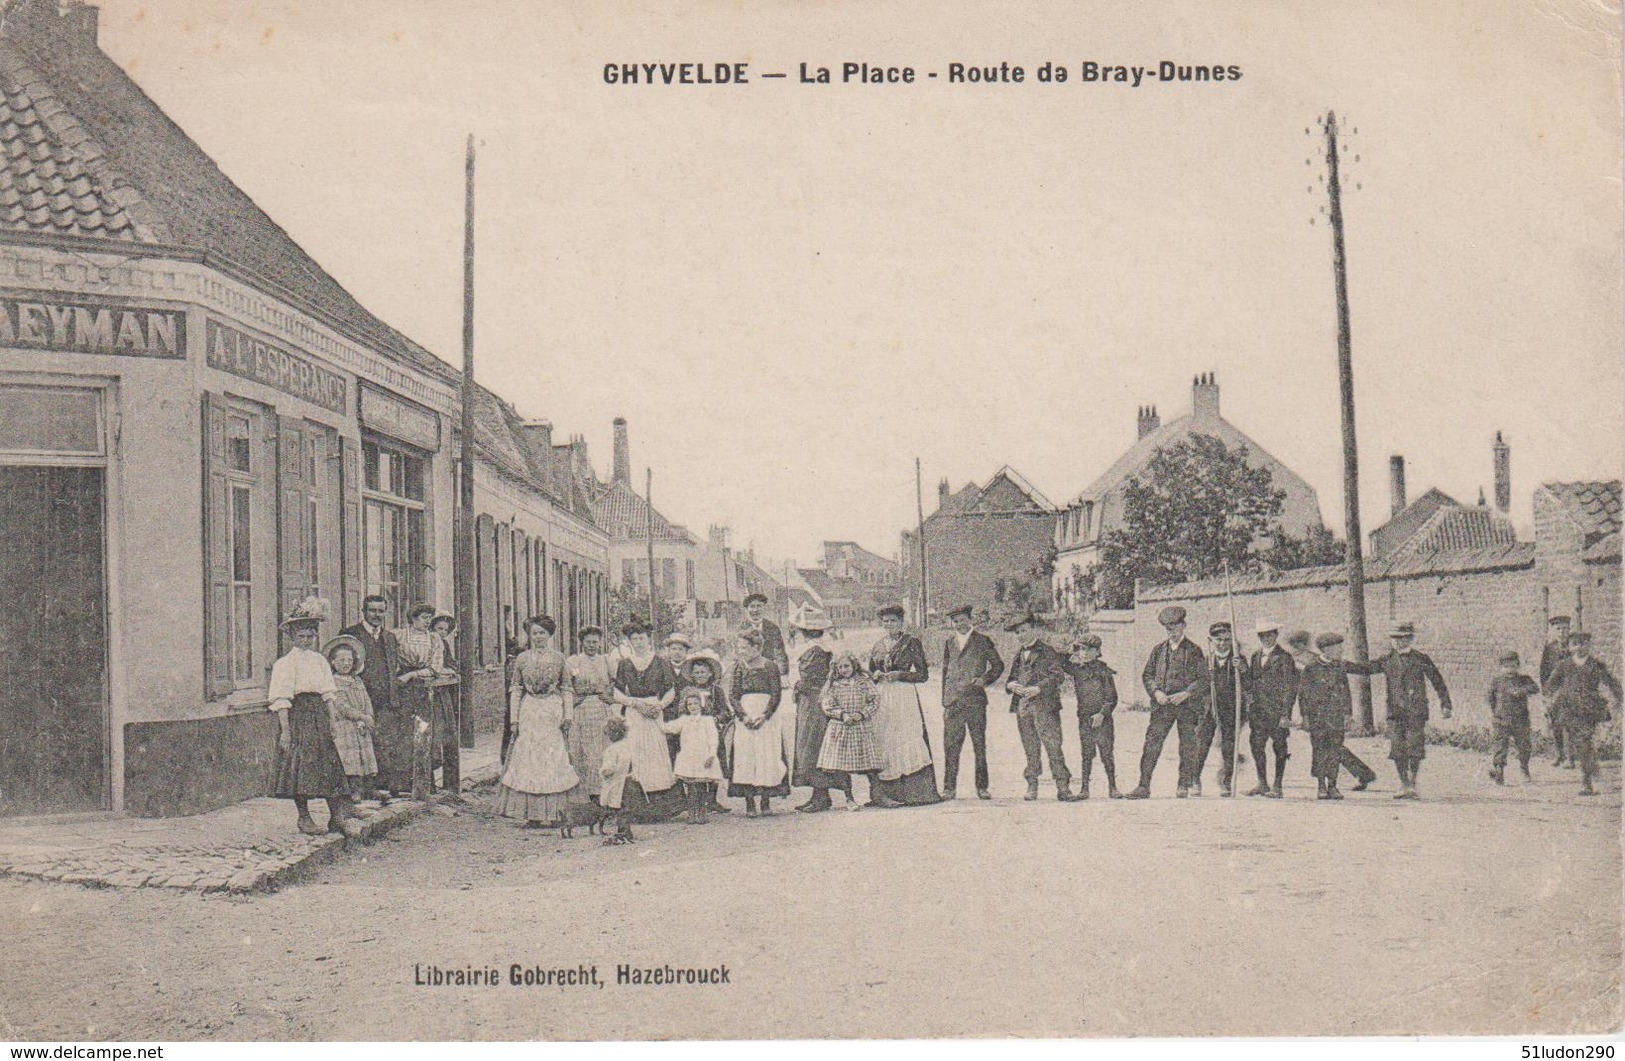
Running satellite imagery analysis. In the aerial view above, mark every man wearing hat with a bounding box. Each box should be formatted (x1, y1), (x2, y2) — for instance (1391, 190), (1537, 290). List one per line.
(1193, 621), (1245, 797)
(1539, 615), (1575, 767)
(1298, 632), (1354, 800)
(1487, 649), (1540, 785)
(1543, 631), (1621, 796)
(1005, 613), (1075, 801)
(940, 605), (1004, 800)
(741, 592), (789, 677)
(1245, 620), (1297, 798)
(1065, 633), (1122, 799)
(1345, 621), (1452, 799)
(1127, 605), (1208, 799)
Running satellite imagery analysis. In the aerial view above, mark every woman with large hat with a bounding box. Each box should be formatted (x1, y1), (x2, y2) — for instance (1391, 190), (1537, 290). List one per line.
(866, 604), (940, 806)
(269, 597), (356, 836)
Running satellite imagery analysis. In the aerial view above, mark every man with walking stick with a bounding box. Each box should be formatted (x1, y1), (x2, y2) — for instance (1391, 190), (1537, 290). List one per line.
(1195, 621), (1244, 797)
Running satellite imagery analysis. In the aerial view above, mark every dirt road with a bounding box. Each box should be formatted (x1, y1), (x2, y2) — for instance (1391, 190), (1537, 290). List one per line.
(1, 643), (1618, 1040)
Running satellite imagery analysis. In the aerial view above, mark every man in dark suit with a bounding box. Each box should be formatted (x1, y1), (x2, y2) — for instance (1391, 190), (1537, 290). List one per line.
(742, 592), (788, 677)
(1246, 620), (1298, 798)
(1345, 621), (1452, 799)
(1127, 606), (1208, 799)
(341, 594), (406, 797)
(940, 604), (1004, 800)
(1005, 613), (1075, 801)
(1194, 621), (1245, 797)
(1539, 615), (1574, 767)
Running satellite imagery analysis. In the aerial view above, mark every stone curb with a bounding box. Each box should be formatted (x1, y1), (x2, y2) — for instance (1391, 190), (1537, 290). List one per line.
(0, 800), (430, 895)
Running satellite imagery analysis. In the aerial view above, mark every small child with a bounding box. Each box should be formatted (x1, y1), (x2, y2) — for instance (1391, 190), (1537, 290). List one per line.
(1487, 650), (1540, 785)
(662, 690), (723, 824)
(818, 651), (883, 811)
(324, 637), (379, 806)
(599, 716), (637, 844)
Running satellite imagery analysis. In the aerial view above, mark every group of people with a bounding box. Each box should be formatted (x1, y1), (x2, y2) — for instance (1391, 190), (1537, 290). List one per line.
(268, 585), (1619, 839)
(265, 594), (459, 836)
(490, 594), (951, 843)
(953, 603), (1619, 805)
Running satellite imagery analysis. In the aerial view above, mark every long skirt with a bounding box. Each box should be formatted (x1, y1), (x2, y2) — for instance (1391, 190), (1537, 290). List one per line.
(625, 704), (676, 794)
(498, 692), (581, 824)
(730, 693), (790, 797)
(872, 682), (939, 805)
(567, 694), (614, 799)
(375, 682), (428, 793)
(792, 691), (847, 788)
(275, 693), (346, 799)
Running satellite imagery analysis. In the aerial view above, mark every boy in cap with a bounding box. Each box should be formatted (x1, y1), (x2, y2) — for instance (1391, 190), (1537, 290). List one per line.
(1246, 621), (1297, 798)
(1195, 621), (1245, 797)
(1005, 613), (1075, 801)
(1486, 650), (1539, 785)
(1540, 615), (1574, 767)
(1065, 634), (1122, 799)
(1128, 605), (1207, 799)
(1345, 621), (1452, 800)
(940, 604), (1004, 800)
(1544, 631), (1621, 796)
(1298, 633), (1353, 800)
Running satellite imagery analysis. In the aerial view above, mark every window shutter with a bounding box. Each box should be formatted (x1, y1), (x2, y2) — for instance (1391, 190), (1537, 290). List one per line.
(202, 394), (233, 701)
(277, 415), (310, 626)
(339, 434), (362, 627)
(476, 513), (497, 665)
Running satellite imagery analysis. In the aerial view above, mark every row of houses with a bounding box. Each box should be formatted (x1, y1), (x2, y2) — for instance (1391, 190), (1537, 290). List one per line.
(0, 1), (815, 818)
(898, 373), (1621, 733)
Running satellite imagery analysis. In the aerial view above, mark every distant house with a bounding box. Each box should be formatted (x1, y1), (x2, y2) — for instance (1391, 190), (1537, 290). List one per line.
(585, 418), (700, 621)
(902, 466), (1057, 622)
(1534, 480), (1622, 654)
(1052, 373), (1323, 613)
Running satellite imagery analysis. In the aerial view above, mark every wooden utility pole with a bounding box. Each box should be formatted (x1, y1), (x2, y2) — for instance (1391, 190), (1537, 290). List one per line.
(450, 134), (476, 791)
(646, 467), (659, 639)
(915, 458), (928, 622)
(1324, 110), (1375, 734)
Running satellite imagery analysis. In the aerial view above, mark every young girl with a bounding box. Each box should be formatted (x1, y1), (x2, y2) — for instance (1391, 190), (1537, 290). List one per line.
(497, 615), (581, 828)
(324, 636), (379, 807)
(599, 716), (637, 845)
(819, 651), (884, 811)
(662, 690), (724, 824)
(268, 598), (354, 836)
(680, 649), (733, 814)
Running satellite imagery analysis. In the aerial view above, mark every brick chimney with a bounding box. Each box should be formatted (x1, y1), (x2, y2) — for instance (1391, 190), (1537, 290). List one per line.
(1136, 404), (1160, 439)
(612, 417), (630, 485)
(1389, 455), (1406, 516)
(709, 524), (729, 548)
(1492, 431), (1511, 514)
(518, 419), (553, 450)
(938, 477), (949, 506)
(1192, 372), (1220, 420)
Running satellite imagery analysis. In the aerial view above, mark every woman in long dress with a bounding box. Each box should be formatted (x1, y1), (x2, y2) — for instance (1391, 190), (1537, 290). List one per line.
(791, 619), (848, 812)
(392, 603), (447, 791)
(496, 615), (580, 826)
(564, 625), (615, 804)
(728, 629), (789, 816)
(867, 604), (941, 807)
(269, 598), (355, 836)
(611, 619), (679, 819)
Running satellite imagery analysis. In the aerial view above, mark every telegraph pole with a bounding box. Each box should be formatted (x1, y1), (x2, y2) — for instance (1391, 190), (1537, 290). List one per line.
(450, 134), (476, 791)
(1323, 110), (1375, 734)
(646, 467), (659, 639)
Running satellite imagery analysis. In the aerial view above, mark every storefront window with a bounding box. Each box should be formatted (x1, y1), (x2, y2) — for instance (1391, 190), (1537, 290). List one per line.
(362, 437), (427, 627)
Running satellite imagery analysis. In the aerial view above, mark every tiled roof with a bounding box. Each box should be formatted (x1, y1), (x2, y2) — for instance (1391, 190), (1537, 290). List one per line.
(1139, 541), (1536, 602)
(1544, 481), (1622, 545)
(590, 479), (690, 542)
(1387, 504), (1516, 561)
(0, 7), (457, 385)
(1369, 487), (1460, 559)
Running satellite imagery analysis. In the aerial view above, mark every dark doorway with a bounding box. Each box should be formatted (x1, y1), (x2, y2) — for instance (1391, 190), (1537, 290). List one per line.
(0, 465), (107, 814)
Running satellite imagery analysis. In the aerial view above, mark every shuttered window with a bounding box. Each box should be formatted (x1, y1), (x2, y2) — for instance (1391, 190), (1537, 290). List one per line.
(203, 394), (271, 700)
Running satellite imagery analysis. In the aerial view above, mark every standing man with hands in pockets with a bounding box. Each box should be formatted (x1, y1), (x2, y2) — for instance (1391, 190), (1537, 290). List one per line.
(1127, 606), (1208, 800)
(1005, 614), (1076, 802)
(940, 604), (1004, 801)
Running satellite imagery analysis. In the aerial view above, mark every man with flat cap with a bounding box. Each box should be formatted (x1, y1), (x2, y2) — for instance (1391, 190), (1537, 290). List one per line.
(1540, 615), (1575, 767)
(1298, 632), (1356, 800)
(940, 604), (1004, 800)
(1005, 613), (1075, 801)
(1127, 605), (1207, 799)
(1245, 619), (1297, 798)
(1194, 621), (1245, 797)
(1345, 621), (1452, 799)
(1544, 630), (1621, 796)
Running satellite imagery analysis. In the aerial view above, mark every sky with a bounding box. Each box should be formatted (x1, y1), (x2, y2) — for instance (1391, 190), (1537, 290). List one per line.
(90, 0), (1622, 567)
